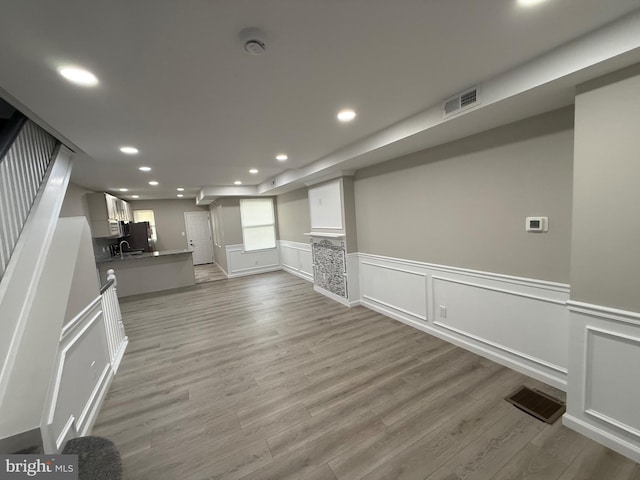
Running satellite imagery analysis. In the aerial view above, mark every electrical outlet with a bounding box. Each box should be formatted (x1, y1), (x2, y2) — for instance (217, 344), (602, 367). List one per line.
(439, 305), (447, 318)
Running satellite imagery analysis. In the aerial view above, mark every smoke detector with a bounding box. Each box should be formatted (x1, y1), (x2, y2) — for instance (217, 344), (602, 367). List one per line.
(239, 28), (266, 56)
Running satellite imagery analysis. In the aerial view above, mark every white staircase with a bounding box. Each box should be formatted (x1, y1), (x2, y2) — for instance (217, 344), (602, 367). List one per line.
(0, 117), (128, 453)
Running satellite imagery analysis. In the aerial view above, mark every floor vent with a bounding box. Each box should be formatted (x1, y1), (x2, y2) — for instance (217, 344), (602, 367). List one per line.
(443, 86), (480, 117)
(506, 386), (566, 424)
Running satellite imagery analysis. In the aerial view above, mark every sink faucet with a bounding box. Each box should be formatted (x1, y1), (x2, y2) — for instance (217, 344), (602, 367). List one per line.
(119, 240), (130, 259)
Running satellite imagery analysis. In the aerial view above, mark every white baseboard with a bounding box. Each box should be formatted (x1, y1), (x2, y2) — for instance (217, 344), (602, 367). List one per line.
(282, 264), (313, 283)
(361, 297), (566, 390)
(279, 240), (313, 282)
(228, 265), (281, 278)
(226, 244), (280, 278)
(564, 414), (640, 463)
(213, 260), (229, 278)
(565, 301), (640, 463)
(313, 285), (350, 307)
(356, 252), (570, 390)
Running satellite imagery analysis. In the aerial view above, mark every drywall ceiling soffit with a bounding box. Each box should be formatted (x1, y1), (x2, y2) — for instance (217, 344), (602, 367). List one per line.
(254, 10), (640, 196)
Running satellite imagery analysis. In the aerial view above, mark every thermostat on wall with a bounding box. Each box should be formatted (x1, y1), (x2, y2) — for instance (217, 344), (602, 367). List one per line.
(526, 216), (548, 232)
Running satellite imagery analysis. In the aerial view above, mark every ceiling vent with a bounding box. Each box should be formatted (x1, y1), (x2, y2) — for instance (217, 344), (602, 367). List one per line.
(443, 86), (480, 118)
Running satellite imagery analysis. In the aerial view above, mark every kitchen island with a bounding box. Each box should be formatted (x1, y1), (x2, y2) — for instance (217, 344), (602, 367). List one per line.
(97, 249), (195, 298)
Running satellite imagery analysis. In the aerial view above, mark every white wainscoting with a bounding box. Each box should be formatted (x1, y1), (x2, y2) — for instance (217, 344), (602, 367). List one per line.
(357, 253), (570, 390)
(41, 297), (113, 453)
(226, 244), (280, 278)
(279, 240), (313, 282)
(564, 301), (640, 463)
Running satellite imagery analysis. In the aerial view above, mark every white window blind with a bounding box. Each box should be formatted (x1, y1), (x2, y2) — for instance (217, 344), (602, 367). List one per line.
(240, 198), (276, 251)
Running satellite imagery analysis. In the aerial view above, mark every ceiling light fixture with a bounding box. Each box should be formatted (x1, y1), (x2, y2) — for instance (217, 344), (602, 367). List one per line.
(120, 146), (139, 155)
(337, 109), (356, 122)
(234, 181), (242, 185)
(177, 187), (185, 191)
(249, 169), (258, 174)
(148, 181), (159, 186)
(119, 188), (128, 192)
(139, 166), (151, 172)
(177, 194), (184, 198)
(276, 154), (288, 161)
(57, 66), (98, 86)
(517, 0), (548, 6)
(131, 195), (139, 199)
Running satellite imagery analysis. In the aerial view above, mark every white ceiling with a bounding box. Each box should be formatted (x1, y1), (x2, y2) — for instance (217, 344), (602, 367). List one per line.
(0, 0), (639, 201)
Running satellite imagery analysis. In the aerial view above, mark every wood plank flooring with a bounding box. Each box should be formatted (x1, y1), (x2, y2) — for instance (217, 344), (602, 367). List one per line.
(194, 263), (226, 283)
(93, 271), (640, 480)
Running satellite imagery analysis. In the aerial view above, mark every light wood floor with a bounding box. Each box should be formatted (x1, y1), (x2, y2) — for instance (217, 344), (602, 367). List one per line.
(194, 263), (226, 283)
(93, 271), (640, 480)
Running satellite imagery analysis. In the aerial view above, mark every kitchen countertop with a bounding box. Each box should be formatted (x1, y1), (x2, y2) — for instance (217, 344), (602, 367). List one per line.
(97, 249), (193, 263)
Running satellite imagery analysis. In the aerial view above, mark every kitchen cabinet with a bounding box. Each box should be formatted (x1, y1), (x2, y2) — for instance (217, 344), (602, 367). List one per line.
(114, 197), (132, 223)
(87, 192), (131, 238)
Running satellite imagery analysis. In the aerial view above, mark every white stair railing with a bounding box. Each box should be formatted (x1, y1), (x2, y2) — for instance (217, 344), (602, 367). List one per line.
(38, 224), (129, 454)
(100, 269), (128, 373)
(0, 119), (57, 280)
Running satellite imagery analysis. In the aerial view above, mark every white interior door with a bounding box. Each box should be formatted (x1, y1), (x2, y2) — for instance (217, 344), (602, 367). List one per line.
(184, 211), (214, 265)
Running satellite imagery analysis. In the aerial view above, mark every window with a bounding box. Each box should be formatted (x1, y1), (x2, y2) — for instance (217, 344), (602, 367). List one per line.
(240, 198), (276, 251)
(133, 209), (158, 241)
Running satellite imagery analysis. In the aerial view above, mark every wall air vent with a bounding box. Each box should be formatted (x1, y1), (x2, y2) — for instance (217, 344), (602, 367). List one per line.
(443, 86), (480, 118)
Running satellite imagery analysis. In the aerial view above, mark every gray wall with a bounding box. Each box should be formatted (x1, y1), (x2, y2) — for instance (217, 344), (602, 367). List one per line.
(354, 107), (574, 283)
(570, 64), (640, 312)
(218, 198), (243, 245)
(210, 203), (227, 272)
(129, 199), (208, 251)
(209, 198), (242, 273)
(59, 182), (93, 219)
(342, 177), (358, 253)
(276, 188), (311, 243)
(64, 219), (102, 323)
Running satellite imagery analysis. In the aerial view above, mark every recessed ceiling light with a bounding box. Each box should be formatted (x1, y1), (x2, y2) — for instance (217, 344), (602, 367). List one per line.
(337, 109), (356, 122)
(276, 154), (288, 161)
(148, 181), (159, 186)
(249, 169), (258, 174)
(57, 66), (98, 86)
(177, 194), (184, 198)
(120, 146), (139, 155)
(131, 195), (139, 199)
(139, 166), (151, 172)
(177, 187), (185, 191)
(517, 0), (548, 6)
(119, 188), (128, 192)
(234, 181), (242, 185)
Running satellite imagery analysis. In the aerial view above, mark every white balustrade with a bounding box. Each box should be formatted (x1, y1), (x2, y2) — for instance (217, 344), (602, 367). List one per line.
(100, 269), (128, 373)
(0, 120), (57, 280)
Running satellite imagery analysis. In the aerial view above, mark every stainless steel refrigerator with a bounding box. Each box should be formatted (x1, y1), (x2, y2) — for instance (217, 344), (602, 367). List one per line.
(128, 221), (155, 252)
